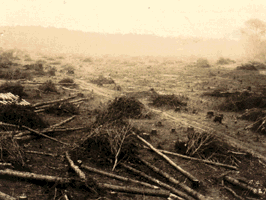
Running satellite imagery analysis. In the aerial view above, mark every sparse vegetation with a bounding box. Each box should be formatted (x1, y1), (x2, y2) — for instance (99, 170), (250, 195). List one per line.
(195, 58), (211, 68)
(216, 57), (235, 65)
(91, 75), (115, 86)
(38, 80), (58, 93)
(0, 82), (27, 97)
(0, 68), (31, 80)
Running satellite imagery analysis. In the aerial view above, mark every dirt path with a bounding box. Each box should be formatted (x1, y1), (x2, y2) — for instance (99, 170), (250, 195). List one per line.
(74, 78), (266, 163)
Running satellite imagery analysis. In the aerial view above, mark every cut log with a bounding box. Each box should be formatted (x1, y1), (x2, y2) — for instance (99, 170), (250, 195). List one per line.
(121, 163), (193, 200)
(133, 132), (200, 187)
(224, 176), (263, 196)
(33, 96), (77, 108)
(139, 158), (207, 200)
(0, 190), (16, 200)
(157, 149), (237, 170)
(0, 169), (73, 184)
(98, 183), (172, 198)
(21, 125), (71, 146)
(81, 164), (159, 189)
(65, 151), (86, 182)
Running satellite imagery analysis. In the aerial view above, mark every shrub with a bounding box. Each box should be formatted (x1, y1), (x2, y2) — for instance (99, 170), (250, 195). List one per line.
(195, 58), (211, 68)
(50, 61), (61, 65)
(47, 66), (57, 76)
(216, 57), (235, 65)
(38, 80), (57, 93)
(0, 69), (31, 80)
(58, 78), (77, 87)
(83, 57), (93, 62)
(91, 75), (115, 86)
(0, 82), (27, 97)
(150, 94), (188, 108)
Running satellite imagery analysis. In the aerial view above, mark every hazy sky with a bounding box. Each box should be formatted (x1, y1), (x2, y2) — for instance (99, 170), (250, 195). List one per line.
(1, 0), (266, 39)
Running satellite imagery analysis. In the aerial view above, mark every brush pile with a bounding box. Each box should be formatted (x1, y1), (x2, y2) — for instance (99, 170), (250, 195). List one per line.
(0, 82), (27, 97)
(44, 102), (79, 116)
(239, 108), (266, 121)
(150, 93), (188, 108)
(95, 96), (145, 124)
(90, 75), (115, 86)
(0, 104), (48, 129)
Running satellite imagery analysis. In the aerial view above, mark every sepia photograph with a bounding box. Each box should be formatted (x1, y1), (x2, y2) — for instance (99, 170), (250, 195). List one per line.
(0, 0), (266, 199)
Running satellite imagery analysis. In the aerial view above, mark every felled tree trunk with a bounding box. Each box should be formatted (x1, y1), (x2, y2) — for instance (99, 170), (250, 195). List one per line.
(33, 96), (77, 108)
(0, 191), (16, 200)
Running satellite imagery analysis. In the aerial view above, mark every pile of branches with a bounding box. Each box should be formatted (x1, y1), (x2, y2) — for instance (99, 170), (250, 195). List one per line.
(95, 96), (145, 125)
(218, 91), (266, 111)
(0, 104), (48, 129)
(150, 93), (188, 108)
(72, 123), (139, 168)
(0, 82), (28, 97)
(0, 136), (26, 168)
(44, 102), (79, 116)
(58, 78), (78, 88)
(239, 108), (266, 121)
(237, 61), (266, 70)
(216, 57), (235, 65)
(38, 80), (58, 93)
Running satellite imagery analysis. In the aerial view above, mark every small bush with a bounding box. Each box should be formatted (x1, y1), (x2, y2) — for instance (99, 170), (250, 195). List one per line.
(0, 69), (31, 80)
(195, 58), (211, 68)
(83, 57), (93, 62)
(50, 61), (61, 65)
(91, 75), (115, 86)
(216, 57), (235, 65)
(150, 94), (188, 108)
(58, 78), (77, 87)
(0, 82), (27, 97)
(38, 80), (57, 93)
(236, 62), (259, 70)
(47, 67), (57, 76)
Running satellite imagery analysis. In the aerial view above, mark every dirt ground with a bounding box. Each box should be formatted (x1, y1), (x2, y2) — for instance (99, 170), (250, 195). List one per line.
(0, 52), (266, 200)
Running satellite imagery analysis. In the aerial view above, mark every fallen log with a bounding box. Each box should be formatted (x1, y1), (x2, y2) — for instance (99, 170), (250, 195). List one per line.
(157, 149), (237, 170)
(65, 151), (86, 181)
(0, 190), (16, 200)
(0, 169), (73, 184)
(34, 109), (45, 113)
(224, 176), (263, 196)
(133, 132), (200, 187)
(49, 116), (76, 129)
(121, 163), (193, 200)
(69, 98), (88, 104)
(25, 150), (58, 157)
(98, 183), (173, 198)
(224, 186), (245, 200)
(81, 163), (159, 189)
(139, 158), (206, 200)
(21, 125), (71, 146)
(33, 96), (77, 108)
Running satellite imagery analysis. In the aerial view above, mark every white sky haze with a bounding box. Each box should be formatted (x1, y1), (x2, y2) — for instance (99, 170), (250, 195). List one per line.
(1, 0), (266, 39)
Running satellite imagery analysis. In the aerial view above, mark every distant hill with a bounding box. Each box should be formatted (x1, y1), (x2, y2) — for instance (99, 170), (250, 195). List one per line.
(0, 26), (244, 58)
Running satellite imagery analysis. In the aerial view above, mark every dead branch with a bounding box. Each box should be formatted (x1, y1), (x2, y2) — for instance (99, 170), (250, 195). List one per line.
(121, 163), (193, 200)
(0, 190), (16, 200)
(21, 125), (71, 146)
(65, 151), (86, 181)
(157, 149), (237, 170)
(33, 96), (77, 108)
(34, 109), (45, 113)
(25, 150), (58, 157)
(0, 169), (73, 184)
(49, 116), (76, 129)
(224, 186), (245, 200)
(98, 183), (173, 198)
(133, 132), (200, 187)
(69, 98), (88, 104)
(224, 176), (263, 196)
(81, 163), (159, 189)
(139, 158), (206, 200)
(0, 162), (13, 167)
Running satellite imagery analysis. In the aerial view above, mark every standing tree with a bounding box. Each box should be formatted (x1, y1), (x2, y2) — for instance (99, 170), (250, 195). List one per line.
(241, 19), (266, 61)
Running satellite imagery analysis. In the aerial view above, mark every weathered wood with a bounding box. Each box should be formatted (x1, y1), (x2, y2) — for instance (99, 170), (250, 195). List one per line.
(69, 98), (88, 104)
(121, 163), (193, 200)
(0, 169), (73, 184)
(158, 149), (238, 170)
(21, 125), (71, 146)
(65, 151), (86, 182)
(139, 158), (207, 200)
(81, 164), (159, 189)
(98, 183), (173, 198)
(49, 116), (76, 129)
(133, 132), (200, 187)
(224, 176), (263, 196)
(0, 190), (16, 200)
(223, 186), (245, 200)
(25, 150), (58, 157)
(33, 96), (77, 107)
